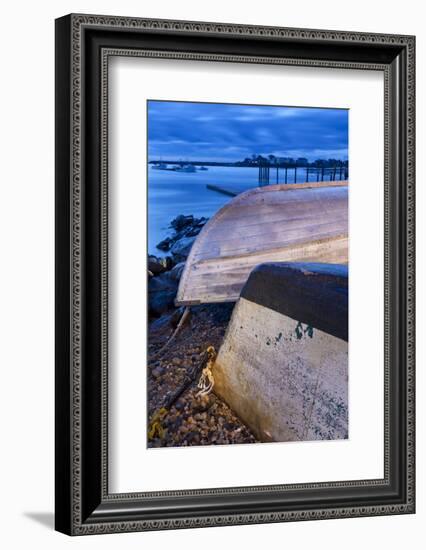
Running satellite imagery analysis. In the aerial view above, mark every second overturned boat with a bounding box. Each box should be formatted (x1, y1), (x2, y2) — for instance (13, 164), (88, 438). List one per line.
(176, 181), (348, 305)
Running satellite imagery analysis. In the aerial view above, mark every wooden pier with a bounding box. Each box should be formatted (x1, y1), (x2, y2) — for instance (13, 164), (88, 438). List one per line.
(206, 183), (252, 197)
(207, 164), (349, 198)
(260, 164), (348, 186)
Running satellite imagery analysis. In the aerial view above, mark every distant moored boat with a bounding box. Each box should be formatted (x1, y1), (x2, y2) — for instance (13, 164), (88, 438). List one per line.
(173, 164), (196, 173)
(152, 162), (169, 170)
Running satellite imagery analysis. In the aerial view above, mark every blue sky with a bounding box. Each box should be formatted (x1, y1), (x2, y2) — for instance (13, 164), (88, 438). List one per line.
(147, 100), (348, 163)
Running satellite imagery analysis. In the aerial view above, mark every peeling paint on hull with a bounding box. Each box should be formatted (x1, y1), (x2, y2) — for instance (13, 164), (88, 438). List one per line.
(213, 298), (348, 442)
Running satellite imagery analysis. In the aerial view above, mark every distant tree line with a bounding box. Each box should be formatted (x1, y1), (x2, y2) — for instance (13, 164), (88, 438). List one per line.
(149, 154), (348, 168)
(235, 154), (349, 168)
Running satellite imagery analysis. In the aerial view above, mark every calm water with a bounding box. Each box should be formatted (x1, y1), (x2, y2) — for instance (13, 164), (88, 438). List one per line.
(148, 166), (252, 255)
(147, 165), (343, 255)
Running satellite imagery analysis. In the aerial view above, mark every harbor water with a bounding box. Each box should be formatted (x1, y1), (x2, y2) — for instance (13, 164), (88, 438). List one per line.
(148, 165), (345, 255)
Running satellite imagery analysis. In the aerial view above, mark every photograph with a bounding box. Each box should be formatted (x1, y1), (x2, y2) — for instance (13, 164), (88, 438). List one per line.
(52, 10), (415, 537)
(147, 100), (349, 448)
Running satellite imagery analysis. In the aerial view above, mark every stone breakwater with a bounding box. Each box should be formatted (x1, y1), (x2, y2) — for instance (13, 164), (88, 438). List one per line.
(148, 214), (208, 317)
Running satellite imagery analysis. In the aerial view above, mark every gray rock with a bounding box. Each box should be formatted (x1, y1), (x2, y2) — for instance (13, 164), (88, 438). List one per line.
(168, 262), (186, 281)
(162, 256), (175, 271)
(152, 366), (165, 379)
(149, 291), (176, 316)
(185, 431), (200, 444)
(184, 226), (203, 237)
(148, 255), (171, 275)
(170, 214), (194, 231)
(156, 237), (173, 251)
(155, 215), (208, 258)
(149, 311), (174, 332)
(148, 272), (176, 292)
(170, 236), (196, 262)
(149, 306), (185, 332)
(148, 272), (178, 316)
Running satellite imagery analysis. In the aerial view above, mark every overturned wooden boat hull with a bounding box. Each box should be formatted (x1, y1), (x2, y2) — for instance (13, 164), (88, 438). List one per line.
(176, 181), (348, 305)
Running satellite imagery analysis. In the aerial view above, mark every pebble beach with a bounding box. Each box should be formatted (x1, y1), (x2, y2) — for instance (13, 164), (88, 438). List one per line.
(147, 214), (257, 448)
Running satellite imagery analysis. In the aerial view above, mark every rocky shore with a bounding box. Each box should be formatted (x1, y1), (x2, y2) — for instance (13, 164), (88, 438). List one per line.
(148, 214), (207, 318)
(148, 214), (257, 448)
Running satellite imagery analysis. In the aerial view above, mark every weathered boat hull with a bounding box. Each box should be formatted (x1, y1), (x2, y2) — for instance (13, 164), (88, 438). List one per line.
(176, 181), (348, 305)
(212, 262), (349, 443)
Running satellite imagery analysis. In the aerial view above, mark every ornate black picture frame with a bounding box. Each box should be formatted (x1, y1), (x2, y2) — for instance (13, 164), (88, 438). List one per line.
(55, 14), (415, 535)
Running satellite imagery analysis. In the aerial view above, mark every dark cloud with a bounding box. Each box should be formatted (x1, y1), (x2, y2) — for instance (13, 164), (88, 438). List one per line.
(148, 100), (348, 162)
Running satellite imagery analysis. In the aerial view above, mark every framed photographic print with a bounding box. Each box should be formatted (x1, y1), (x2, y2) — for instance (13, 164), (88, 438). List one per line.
(55, 14), (415, 535)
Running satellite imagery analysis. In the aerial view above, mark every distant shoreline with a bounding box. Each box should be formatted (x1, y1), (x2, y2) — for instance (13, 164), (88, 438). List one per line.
(148, 158), (349, 169)
(149, 160), (244, 167)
